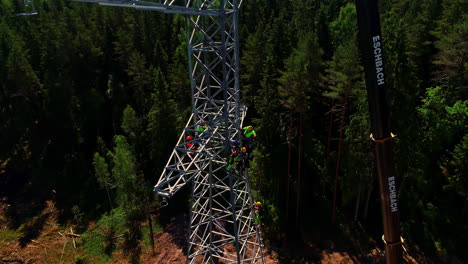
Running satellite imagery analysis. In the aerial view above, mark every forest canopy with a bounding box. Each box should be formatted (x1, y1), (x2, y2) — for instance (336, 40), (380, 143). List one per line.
(0, 0), (467, 262)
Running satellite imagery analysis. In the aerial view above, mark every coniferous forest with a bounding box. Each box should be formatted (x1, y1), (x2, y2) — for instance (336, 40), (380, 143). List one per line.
(0, 0), (467, 263)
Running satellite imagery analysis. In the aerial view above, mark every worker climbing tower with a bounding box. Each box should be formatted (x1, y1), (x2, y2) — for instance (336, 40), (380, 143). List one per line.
(73, 0), (264, 263)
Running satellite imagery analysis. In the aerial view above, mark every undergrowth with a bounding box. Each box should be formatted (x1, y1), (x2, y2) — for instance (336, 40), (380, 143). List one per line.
(80, 207), (127, 263)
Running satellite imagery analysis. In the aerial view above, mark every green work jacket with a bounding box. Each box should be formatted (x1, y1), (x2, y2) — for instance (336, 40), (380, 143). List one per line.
(243, 127), (256, 138)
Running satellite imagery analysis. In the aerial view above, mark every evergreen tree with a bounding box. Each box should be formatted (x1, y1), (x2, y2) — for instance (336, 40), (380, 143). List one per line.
(278, 31), (323, 229)
(433, 15), (467, 97)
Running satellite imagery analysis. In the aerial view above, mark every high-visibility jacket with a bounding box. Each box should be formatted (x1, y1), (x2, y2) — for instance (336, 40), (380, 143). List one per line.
(243, 127), (256, 138)
(227, 155), (239, 170)
(197, 125), (207, 132)
(229, 155), (239, 164)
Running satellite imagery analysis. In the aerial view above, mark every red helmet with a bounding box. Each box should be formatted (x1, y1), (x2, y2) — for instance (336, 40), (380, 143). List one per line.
(186, 136), (193, 141)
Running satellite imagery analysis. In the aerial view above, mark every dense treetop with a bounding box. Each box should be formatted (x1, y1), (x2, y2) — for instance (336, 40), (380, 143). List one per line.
(0, 0), (466, 262)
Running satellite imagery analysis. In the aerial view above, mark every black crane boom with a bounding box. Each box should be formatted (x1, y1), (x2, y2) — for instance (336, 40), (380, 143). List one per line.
(355, 0), (403, 263)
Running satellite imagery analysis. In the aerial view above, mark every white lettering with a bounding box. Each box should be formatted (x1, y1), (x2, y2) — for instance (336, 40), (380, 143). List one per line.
(375, 53), (383, 61)
(374, 41), (381, 49)
(372, 35), (385, 86)
(388, 176), (398, 213)
(376, 60), (382, 67)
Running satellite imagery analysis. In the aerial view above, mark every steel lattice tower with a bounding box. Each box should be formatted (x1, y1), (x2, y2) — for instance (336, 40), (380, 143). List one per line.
(73, 0), (265, 263)
(17, 0), (38, 15)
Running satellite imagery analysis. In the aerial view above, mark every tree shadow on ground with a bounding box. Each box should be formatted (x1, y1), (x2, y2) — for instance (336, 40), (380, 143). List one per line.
(122, 222), (144, 264)
(5, 197), (46, 231)
(165, 213), (189, 250)
(18, 212), (50, 247)
(1, 170), (48, 231)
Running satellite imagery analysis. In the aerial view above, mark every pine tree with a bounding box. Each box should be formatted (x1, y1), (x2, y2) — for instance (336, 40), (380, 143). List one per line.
(278, 31), (323, 229)
(146, 67), (181, 172)
(433, 15), (467, 97)
(322, 3), (363, 223)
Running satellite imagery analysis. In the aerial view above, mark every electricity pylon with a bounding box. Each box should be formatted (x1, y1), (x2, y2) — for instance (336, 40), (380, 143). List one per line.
(73, 0), (264, 263)
(17, 0), (38, 15)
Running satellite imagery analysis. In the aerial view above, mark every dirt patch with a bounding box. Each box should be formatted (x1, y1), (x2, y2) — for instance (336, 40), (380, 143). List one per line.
(0, 200), (84, 264)
(139, 232), (186, 264)
(320, 250), (354, 264)
(0, 199), (434, 263)
(138, 215), (279, 264)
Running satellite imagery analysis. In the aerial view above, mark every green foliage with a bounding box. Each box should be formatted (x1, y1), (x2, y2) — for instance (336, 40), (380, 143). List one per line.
(1, 0), (467, 260)
(72, 205), (87, 232)
(121, 105), (141, 142)
(322, 40), (362, 101)
(279, 32), (323, 113)
(417, 86), (467, 150)
(322, 4), (362, 102)
(168, 27), (190, 108)
(341, 87), (372, 205)
(146, 67), (181, 166)
(433, 14), (468, 95)
(110, 136), (135, 186)
(441, 134), (468, 197)
(0, 227), (21, 242)
(329, 3), (358, 47)
(141, 223), (162, 248)
(81, 207), (127, 261)
(241, 26), (269, 109)
(93, 152), (113, 190)
(108, 135), (145, 219)
(398, 85), (468, 258)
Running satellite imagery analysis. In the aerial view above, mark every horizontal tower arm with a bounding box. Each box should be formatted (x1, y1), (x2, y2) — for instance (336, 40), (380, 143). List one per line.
(71, 0), (241, 15)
